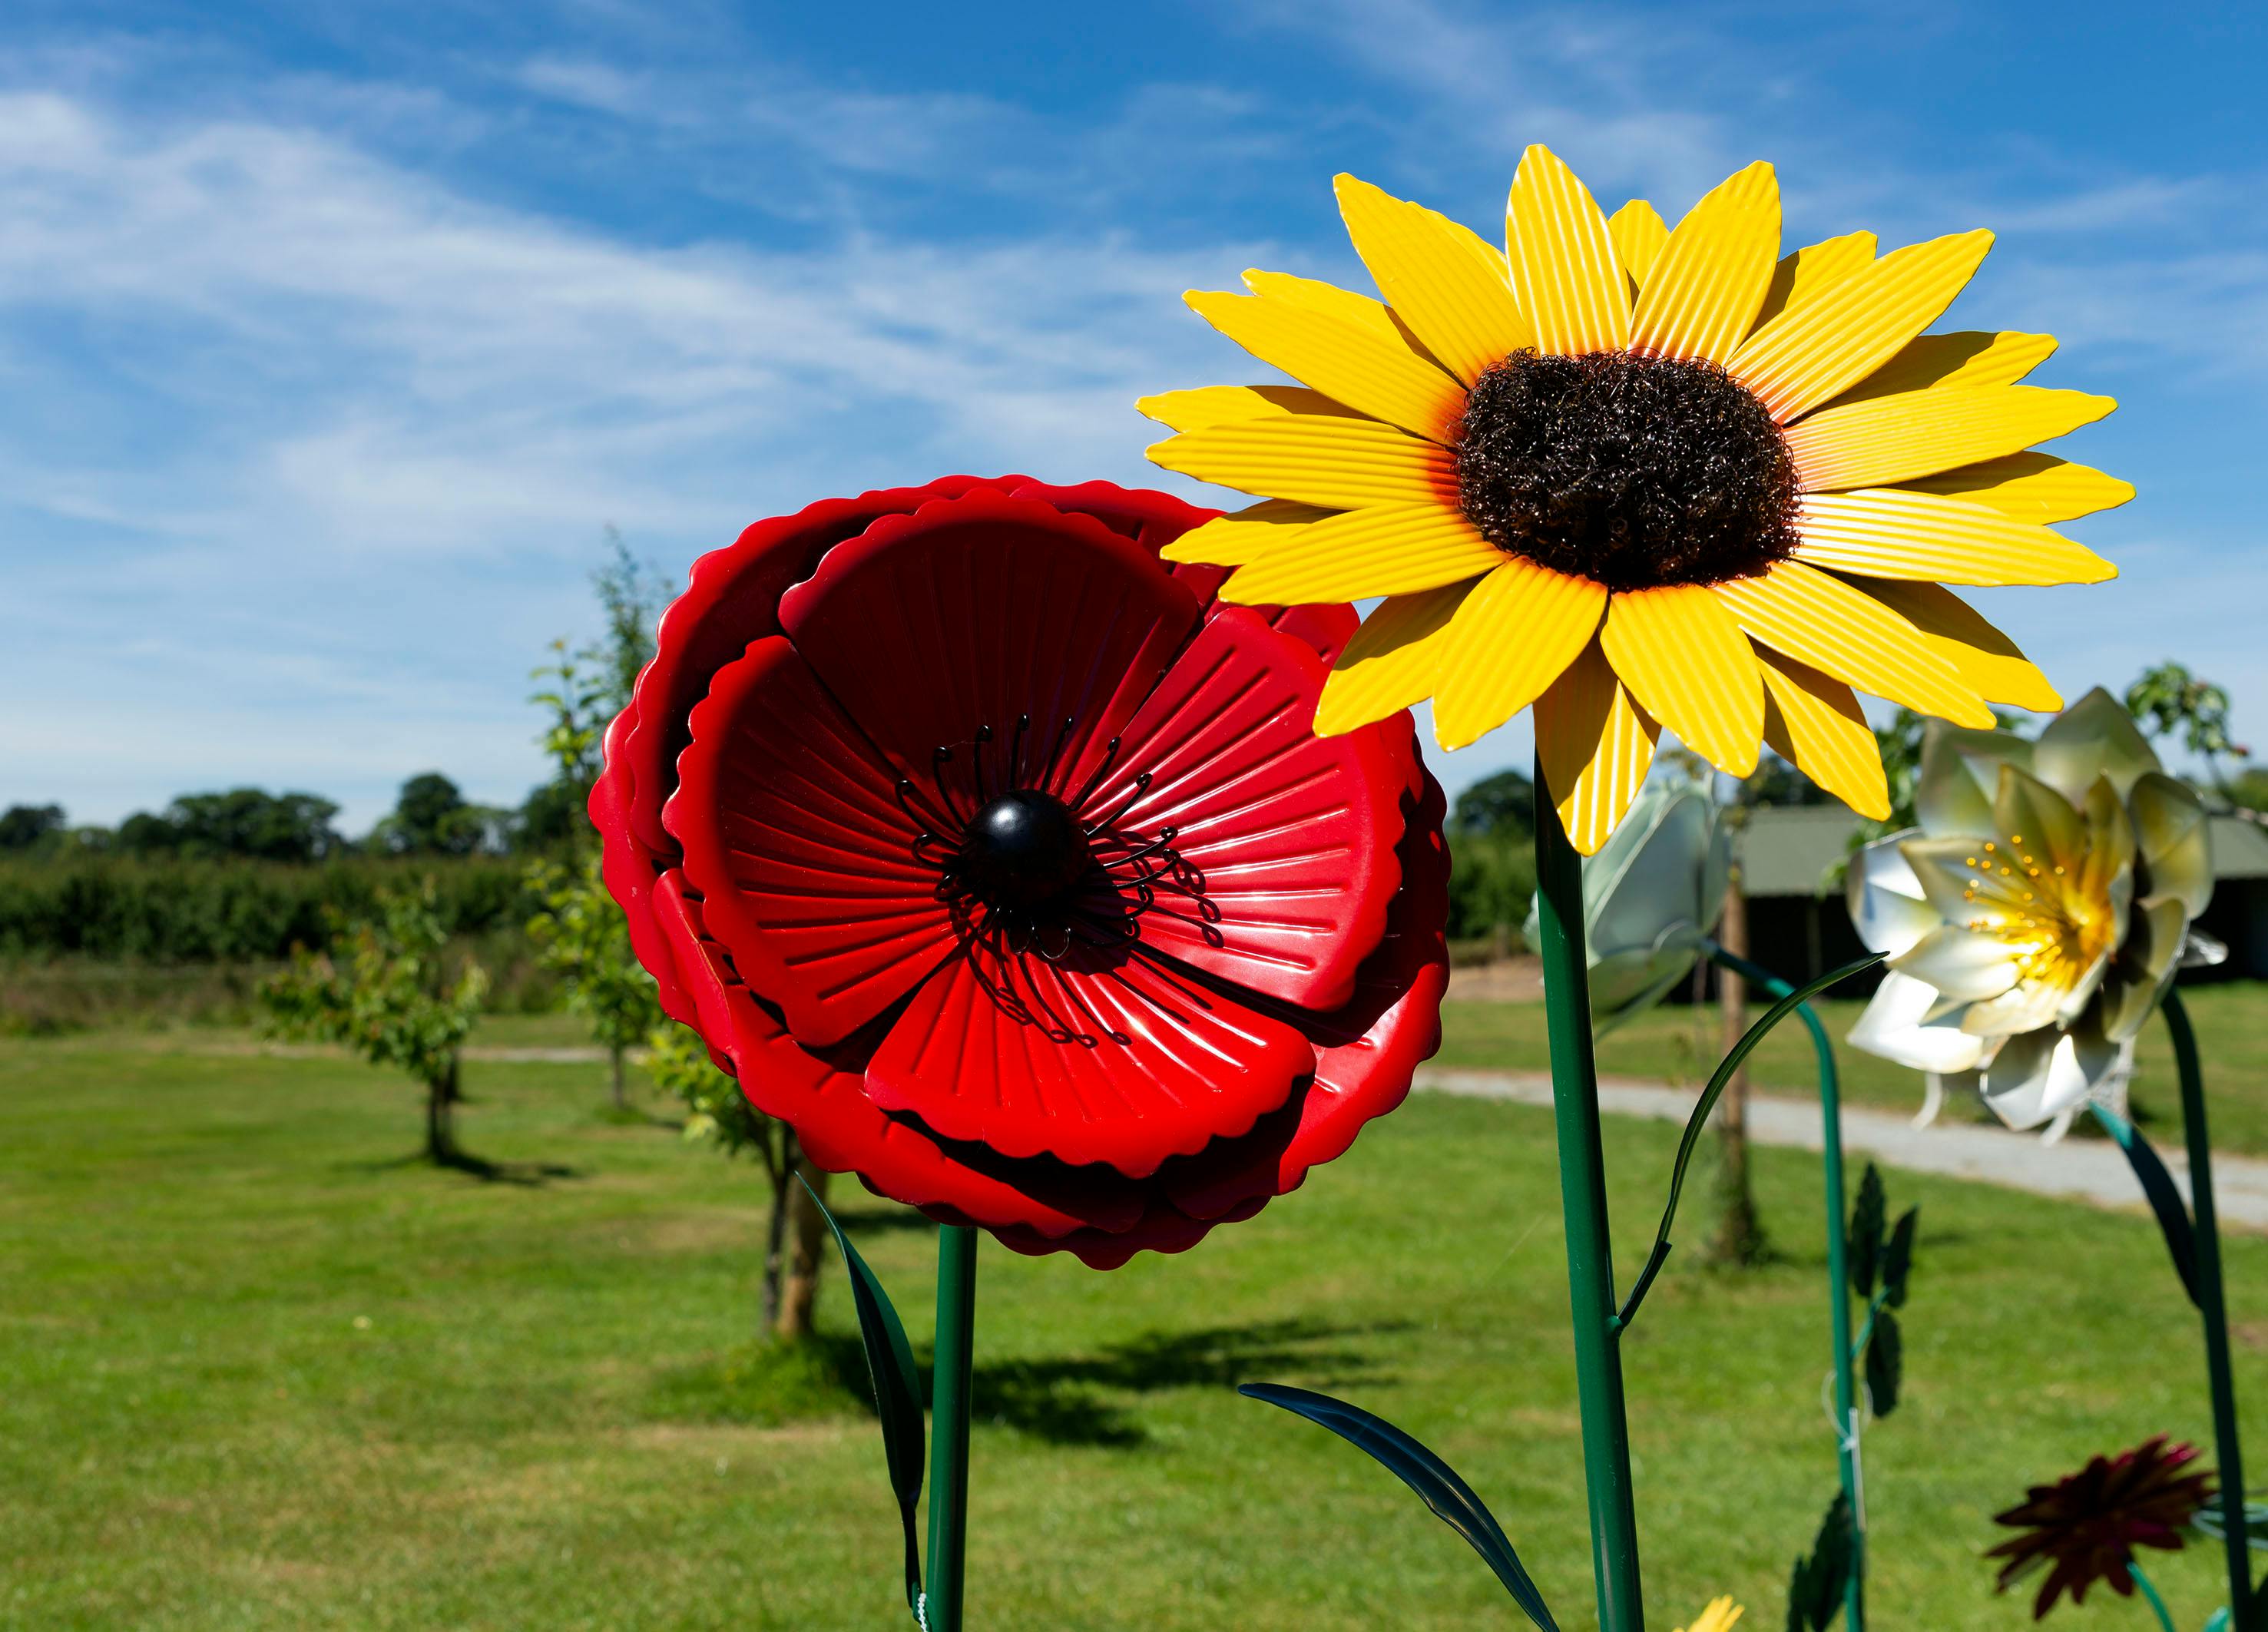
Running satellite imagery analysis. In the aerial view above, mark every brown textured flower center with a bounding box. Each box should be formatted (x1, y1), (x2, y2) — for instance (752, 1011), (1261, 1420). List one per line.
(1453, 349), (1800, 592)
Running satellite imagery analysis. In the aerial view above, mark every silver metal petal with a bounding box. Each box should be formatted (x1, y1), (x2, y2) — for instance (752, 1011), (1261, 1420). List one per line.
(1846, 831), (1941, 956)
(2033, 685), (2162, 802)
(1847, 969), (1988, 1074)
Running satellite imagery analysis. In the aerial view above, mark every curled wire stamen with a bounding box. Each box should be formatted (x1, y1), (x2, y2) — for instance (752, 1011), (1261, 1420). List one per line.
(1066, 737), (1124, 812)
(972, 723), (995, 803)
(1008, 713), (1031, 789)
(929, 746), (965, 826)
(1082, 770), (1152, 837)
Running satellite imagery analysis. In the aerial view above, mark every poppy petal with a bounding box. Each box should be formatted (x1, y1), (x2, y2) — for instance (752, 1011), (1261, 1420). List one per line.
(1081, 605), (1407, 1010)
(776, 486), (1203, 803)
(865, 939), (1316, 1177)
(668, 637), (959, 1047)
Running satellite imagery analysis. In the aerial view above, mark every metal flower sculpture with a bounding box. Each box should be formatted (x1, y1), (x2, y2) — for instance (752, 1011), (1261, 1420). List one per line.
(1845, 689), (2215, 1131)
(591, 476), (1449, 1268)
(1141, 143), (2127, 853)
(1524, 776), (1728, 1034)
(1988, 1436), (2214, 1620)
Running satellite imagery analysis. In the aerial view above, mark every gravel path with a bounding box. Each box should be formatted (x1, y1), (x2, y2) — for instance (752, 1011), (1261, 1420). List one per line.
(1415, 1068), (2268, 1230)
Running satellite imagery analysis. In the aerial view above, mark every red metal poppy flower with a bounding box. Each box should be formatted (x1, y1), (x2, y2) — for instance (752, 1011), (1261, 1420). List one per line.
(592, 476), (1447, 1266)
(1987, 1436), (2216, 1619)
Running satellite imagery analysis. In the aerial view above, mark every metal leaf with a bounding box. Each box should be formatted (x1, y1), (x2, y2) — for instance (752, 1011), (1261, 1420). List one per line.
(2091, 1104), (2200, 1307)
(1617, 951), (1887, 1327)
(1848, 1164), (1886, 1302)
(801, 1175), (926, 1611)
(1786, 1491), (1854, 1631)
(1239, 1383), (1560, 1631)
(1882, 1207), (1919, 1310)
(1865, 1309), (1903, 1419)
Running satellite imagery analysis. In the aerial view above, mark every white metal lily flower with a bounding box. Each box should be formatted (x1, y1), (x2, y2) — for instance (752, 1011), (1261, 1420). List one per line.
(1528, 778), (1729, 1034)
(1844, 689), (2220, 1131)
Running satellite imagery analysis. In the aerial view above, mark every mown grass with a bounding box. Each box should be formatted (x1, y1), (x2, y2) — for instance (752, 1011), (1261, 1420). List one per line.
(1436, 978), (2268, 1155)
(3, 1022), (2265, 1629)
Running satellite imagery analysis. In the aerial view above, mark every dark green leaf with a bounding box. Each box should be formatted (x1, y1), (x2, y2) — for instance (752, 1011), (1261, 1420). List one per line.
(1617, 950), (1886, 1328)
(1882, 1207), (1919, 1309)
(1240, 1383), (1559, 1631)
(2092, 1104), (2200, 1307)
(1865, 1309), (1903, 1419)
(1848, 1165), (1886, 1302)
(1786, 1491), (1853, 1631)
(801, 1175), (925, 1610)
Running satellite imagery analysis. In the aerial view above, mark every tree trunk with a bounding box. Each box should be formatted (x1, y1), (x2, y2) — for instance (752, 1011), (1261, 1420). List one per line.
(776, 1158), (829, 1343)
(1707, 867), (1769, 1265)
(760, 1135), (793, 1337)
(425, 1052), (462, 1165)
(608, 1044), (627, 1111)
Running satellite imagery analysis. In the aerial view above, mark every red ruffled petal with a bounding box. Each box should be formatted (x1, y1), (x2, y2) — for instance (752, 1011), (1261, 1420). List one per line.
(864, 934), (1316, 1177)
(776, 487), (1202, 804)
(1090, 604), (1405, 1011)
(666, 636), (957, 1047)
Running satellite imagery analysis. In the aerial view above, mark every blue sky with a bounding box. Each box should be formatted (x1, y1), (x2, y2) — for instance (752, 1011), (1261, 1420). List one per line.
(4, 2), (2263, 831)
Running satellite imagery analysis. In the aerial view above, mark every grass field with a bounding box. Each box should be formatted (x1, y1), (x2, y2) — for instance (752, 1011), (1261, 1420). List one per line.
(4, 1014), (2266, 1630)
(1437, 977), (2268, 1155)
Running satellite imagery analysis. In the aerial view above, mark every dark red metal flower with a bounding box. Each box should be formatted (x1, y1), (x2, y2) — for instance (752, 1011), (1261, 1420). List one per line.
(592, 476), (1448, 1266)
(1987, 1436), (2216, 1618)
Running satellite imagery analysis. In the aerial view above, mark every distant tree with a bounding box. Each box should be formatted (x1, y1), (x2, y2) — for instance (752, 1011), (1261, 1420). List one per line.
(367, 773), (506, 857)
(1450, 769), (1535, 839)
(647, 1025), (828, 1342)
(521, 532), (666, 1104)
(2126, 661), (2247, 789)
(106, 788), (343, 861)
(0, 804), (65, 851)
(526, 848), (658, 1110)
(259, 882), (489, 1167)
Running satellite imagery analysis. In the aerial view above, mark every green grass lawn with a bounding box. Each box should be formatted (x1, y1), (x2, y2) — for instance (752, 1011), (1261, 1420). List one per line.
(1436, 978), (2268, 1157)
(4, 1023), (2265, 1629)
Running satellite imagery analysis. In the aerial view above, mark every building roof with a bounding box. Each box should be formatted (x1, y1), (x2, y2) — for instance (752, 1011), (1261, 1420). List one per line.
(1734, 804), (2268, 899)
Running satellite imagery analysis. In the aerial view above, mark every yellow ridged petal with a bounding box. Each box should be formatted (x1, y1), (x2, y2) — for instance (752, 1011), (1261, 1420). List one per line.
(1535, 641), (1660, 855)
(1756, 645), (1890, 819)
(1336, 174), (1533, 388)
(1241, 269), (1402, 343)
(1505, 144), (1631, 356)
(1608, 198), (1669, 288)
(1432, 559), (1606, 750)
(1136, 384), (1353, 433)
(1630, 161), (1781, 366)
(1825, 331), (2056, 407)
(1786, 384), (2115, 492)
(1313, 582), (1476, 736)
(1598, 584), (1763, 774)
(1221, 503), (1502, 604)
(1713, 560), (1992, 725)
(1160, 498), (1334, 565)
(1896, 452), (2135, 525)
(1731, 229), (1994, 421)
(1753, 231), (1876, 328)
(1849, 578), (2062, 710)
(1186, 289), (1466, 442)
(1793, 490), (2116, 586)
(1146, 417), (1456, 509)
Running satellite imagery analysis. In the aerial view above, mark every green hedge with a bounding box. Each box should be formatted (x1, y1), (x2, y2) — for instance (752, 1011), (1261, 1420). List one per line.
(0, 855), (538, 962)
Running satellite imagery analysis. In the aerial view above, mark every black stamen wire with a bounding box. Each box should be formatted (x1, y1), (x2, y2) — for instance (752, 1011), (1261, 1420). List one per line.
(1081, 771), (1151, 838)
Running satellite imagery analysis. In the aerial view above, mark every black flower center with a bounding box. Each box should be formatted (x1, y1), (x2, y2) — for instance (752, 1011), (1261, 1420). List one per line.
(1454, 349), (1800, 592)
(954, 790), (1091, 909)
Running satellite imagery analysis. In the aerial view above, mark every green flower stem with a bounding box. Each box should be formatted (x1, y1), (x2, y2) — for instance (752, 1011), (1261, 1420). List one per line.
(2165, 988), (2256, 1630)
(924, 1224), (978, 1632)
(1534, 761), (1647, 1632)
(2129, 1559), (2178, 1632)
(1706, 942), (1866, 1632)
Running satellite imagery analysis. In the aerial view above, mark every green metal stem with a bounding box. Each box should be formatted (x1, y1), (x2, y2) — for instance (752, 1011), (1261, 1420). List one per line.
(2129, 1560), (2178, 1632)
(1533, 760), (1647, 1632)
(1706, 942), (1865, 1632)
(924, 1224), (978, 1632)
(2165, 989), (2256, 1630)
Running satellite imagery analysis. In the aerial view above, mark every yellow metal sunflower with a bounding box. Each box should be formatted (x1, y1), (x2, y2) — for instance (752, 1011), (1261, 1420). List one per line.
(1141, 146), (2129, 852)
(1677, 1598), (1745, 1632)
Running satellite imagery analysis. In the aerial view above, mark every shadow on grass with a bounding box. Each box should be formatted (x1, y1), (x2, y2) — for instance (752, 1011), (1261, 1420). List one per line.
(970, 1317), (1403, 1448)
(343, 1148), (584, 1186)
(649, 1317), (1403, 1448)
